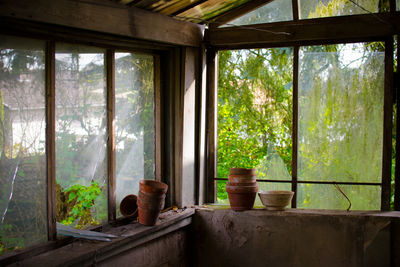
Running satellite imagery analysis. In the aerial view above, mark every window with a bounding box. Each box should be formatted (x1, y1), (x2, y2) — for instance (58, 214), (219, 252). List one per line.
(0, 35), (158, 255)
(299, 0), (388, 20)
(216, 41), (391, 210)
(55, 45), (108, 228)
(115, 53), (155, 218)
(220, 0), (293, 27)
(0, 36), (47, 254)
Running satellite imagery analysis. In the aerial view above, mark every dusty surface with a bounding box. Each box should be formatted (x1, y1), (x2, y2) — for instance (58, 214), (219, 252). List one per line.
(193, 208), (400, 267)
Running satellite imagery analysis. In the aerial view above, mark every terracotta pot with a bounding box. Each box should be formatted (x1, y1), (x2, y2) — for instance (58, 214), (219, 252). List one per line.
(138, 179), (168, 226)
(139, 180), (168, 195)
(228, 174), (256, 184)
(226, 182), (258, 211)
(119, 194), (138, 218)
(229, 168), (256, 176)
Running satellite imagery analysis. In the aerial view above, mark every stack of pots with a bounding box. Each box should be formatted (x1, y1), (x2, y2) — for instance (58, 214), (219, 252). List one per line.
(226, 168), (258, 211)
(137, 180), (168, 226)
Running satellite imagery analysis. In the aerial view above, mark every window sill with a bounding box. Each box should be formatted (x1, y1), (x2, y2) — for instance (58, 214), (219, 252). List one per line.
(5, 208), (194, 266)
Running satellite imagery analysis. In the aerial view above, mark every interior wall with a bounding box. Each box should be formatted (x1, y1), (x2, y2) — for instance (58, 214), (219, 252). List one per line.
(192, 208), (398, 267)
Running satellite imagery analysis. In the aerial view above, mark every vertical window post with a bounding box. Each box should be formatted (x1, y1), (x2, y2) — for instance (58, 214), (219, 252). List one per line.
(382, 37), (394, 211)
(46, 41), (56, 240)
(106, 49), (116, 221)
(292, 46), (299, 208)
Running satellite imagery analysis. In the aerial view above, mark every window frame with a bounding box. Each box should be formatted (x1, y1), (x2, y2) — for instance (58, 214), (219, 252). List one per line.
(208, 37), (396, 211)
(0, 29), (166, 259)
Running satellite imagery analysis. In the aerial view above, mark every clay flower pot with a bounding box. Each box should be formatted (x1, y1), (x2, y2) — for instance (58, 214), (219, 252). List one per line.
(137, 180), (168, 226)
(226, 168), (258, 211)
(119, 194), (138, 218)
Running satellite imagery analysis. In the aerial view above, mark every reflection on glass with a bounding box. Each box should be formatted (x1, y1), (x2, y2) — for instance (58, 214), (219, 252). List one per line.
(55, 44), (107, 228)
(115, 53), (154, 217)
(397, 0), (400, 10)
(299, 0), (383, 19)
(221, 0), (293, 27)
(298, 43), (384, 185)
(298, 184), (380, 210)
(0, 35), (47, 254)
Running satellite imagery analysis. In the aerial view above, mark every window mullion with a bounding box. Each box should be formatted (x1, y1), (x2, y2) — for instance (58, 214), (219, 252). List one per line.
(396, 35), (400, 211)
(45, 41), (57, 241)
(291, 45), (299, 208)
(382, 37), (394, 211)
(106, 49), (116, 222)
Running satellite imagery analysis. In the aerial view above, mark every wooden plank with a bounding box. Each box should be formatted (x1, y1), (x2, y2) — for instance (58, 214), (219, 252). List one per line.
(291, 46), (298, 208)
(45, 41), (57, 241)
(0, 0), (204, 47)
(106, 50), (116, 221)
(205, 47), (218, 203)
(195, 45), (207, 205)
(395, 35), (400, 211)
(381, 38), (394, 211)
(208, 0), (274, 29)
(155, 55), (162, 182)
(170, 0), (208, 16)
(206, 13), (400, 49)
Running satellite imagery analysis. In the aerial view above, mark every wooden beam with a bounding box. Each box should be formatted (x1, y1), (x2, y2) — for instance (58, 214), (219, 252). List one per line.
(381, 37), (394, 211)
(45, 41), (56, 241)
(0, 0), (204, 47)
(106, 49), (116, 222)
(208, 0), (274, 29)
(205, 47), (217, 203)
(291, 46), (298, 209)
(395, 34), (400, 211)
(206, 13), (400, 49)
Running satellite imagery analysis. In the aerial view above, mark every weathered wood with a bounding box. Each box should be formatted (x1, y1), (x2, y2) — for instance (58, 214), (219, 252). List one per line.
(45, 41), (57, 241)
(291, 46), (298, 208)
(181, 47), (198, 206)
(292, 0), (299, 21)
(208, 0), (274, 29)
(107, 50), (116, 221)
(205, 47), (217, 203)
(155, 55), (162, 182)
(206, 13), (400, 49)
(381, 38), (394, 211)
(395, 35), (400, 211)
(0, 0), (204, 47)
(171, 0), (208, 16)
(195, 45), (207, 205)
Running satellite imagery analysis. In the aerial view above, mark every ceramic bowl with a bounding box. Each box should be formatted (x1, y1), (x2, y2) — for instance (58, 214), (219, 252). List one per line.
(258, 190), (294, 211)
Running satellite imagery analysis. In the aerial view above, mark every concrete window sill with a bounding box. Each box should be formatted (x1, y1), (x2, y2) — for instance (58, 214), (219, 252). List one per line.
(6, 208), (194, 267)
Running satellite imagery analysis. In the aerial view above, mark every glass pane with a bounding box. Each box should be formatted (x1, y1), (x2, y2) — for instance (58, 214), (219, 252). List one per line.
(298, 43), (385, 183)
(115, 52), (155, 218)
(298, 184), (381, 210)
(55, 44), (107, 229)
(0, 35), (47, 255)
(221, 0), (293, 27)
(299, 0), (384, 19)
(397, 0), (400, 10)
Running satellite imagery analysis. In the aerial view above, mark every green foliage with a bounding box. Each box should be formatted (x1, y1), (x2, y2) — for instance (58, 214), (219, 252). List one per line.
(60, 181), (102, 228)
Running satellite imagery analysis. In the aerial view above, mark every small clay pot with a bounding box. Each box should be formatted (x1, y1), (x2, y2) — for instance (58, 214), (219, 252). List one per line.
(258, 190), (294, 211)
(226, 182), (258, 211)
(139, 180), (168, 195)
(229, 168), (256, 176)
(138, 179), (168, 226)
(228, 174), (257, 184)
(119, 194), (138, 218)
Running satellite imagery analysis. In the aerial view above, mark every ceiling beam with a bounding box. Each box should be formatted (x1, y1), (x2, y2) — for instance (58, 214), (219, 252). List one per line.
(0, 0), (204, 47)
(206, 13), (400, 49)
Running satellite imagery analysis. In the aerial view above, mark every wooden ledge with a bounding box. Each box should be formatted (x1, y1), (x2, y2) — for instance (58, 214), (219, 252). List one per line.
(8, 208), (194, 267)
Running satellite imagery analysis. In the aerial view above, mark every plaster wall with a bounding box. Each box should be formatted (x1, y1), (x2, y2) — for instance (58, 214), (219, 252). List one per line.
(192, 208), (398, 267)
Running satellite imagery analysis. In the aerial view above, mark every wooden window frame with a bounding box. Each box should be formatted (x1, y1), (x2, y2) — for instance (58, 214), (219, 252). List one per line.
(0, 28), (165, 263)
(206, 12), (400, 211)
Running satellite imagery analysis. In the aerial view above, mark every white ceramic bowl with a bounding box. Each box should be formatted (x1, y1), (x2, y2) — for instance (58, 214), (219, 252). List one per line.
(258, 190), (294, 211)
